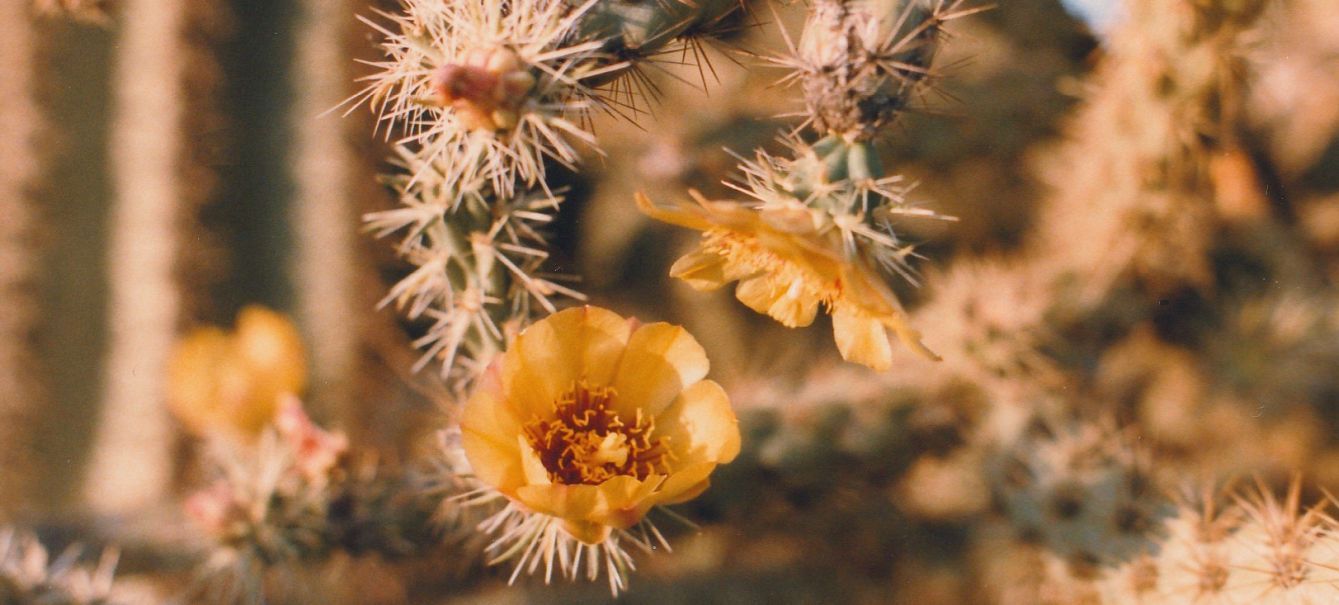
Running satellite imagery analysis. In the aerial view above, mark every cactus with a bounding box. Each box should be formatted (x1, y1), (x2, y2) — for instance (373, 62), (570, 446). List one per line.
(783, 0), (981, 142)
(83, 0), (187, 515)
(986, 415), (1173, 578)
(186, 399), (442, 604)
(639, 1), (977, 369)
(0, 528), (121, 605)
(1032, 0), (1270, 301)
(353, 0), (749, 388)
(902, 258), (1063, 409)
(31, 0), (113, 24)
(291, 0), (362, 418)
(19, 0), (1339, 603)
(0, 0), (43, 516)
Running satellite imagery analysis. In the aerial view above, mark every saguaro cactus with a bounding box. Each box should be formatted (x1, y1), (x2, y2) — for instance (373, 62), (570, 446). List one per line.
(84, 0), (187, 514)
(292, 0), (360, 418)
(0, 0), (43, 517)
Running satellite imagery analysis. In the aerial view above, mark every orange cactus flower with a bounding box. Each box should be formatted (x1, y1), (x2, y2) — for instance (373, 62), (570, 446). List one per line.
(637, 191), (938, 370)
(167, 306), (308, 438)
(460, 306), (740, 547)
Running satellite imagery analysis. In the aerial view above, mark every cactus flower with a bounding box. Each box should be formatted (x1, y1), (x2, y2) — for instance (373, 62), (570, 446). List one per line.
(166, 306), (308, 438)
(638, 191), (938, 370)
(460, 306), (740, 546)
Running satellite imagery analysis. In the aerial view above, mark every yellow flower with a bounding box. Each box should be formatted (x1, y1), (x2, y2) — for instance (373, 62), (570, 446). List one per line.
(460, 306), (740, 545)
(167, 306), (308, 438)
(637, 191), (938, 370)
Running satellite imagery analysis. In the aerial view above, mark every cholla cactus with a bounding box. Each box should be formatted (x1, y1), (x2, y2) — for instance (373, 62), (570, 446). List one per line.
(354, 0), (747, 386)
(353, 0), (598, 198)
(0, 528), (120, 605)
(1097, 481), (1339, 604)
(1, 0), (43, 513)
(1202, 291), (1339, 410)
(187, 401), (349, 601)
(642, 1), (976, 370)
(987, 416), (1172, 575)
(780, 0), (982, 141)
(903, 258), (1062, 408)
(985, 409), (1339, 604)
(187, 397), (439, 603)
(1033, 0), (1270, 300)
(364, 147), (577, 382)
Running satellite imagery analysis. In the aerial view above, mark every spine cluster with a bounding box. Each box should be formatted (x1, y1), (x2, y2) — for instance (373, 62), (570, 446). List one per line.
(356, 0), (746, 388)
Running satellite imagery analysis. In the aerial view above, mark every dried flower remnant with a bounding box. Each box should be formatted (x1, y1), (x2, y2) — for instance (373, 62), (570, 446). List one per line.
(274, 395), (349, 486)
(776, 0), (983, 141)
(458, 306), (740, 594)
(638, 190), (937, 370)
(167, 306), (308, 438)
(350, 0), (606, 199)
(429, 48), (537, 132)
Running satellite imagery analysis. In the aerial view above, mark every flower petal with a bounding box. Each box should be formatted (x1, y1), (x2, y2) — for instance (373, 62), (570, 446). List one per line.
(839, 262), (899, 317)
(504, 306), (633, 418)
(735, 274), (819, 328)
(461, 426), (525, 497)
(656, 379), (740, 466)
(636, 192), (713, 232)
(669, 248), (736, 291)
(515, 474), (663, 532)
(235, 305), (308, 396)
(460, 366), (528, 493)
(167, 328), (231, 434)
(591, 474), (664, 529)
(832, 304), (894, 371)
(651, 461), (716, 506)
(611, 322), (710, 418)
(518, 434), (552, 486)
(561, 520), (613, 545)
(515, 483), (603, 524)
(461, 366), (522, 442)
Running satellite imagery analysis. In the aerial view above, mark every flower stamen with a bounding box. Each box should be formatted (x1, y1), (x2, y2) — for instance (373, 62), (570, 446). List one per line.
(524, 382), (672, 485)
(702, 228), (841, 306)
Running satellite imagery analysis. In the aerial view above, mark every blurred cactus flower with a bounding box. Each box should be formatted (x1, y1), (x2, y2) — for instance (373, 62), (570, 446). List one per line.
(460, 306), (738, 590)
(184, 480), (246, 538)
(275, 395), (348, 484)
(167, 306), (308, 438)
(638, 191), (937, 370)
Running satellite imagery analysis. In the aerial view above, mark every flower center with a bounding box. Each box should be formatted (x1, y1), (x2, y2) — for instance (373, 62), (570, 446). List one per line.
(523, 382), (672, 485)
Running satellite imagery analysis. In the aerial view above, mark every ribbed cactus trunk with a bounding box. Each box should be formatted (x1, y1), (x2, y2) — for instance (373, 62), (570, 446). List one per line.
(291, 0), (359, 422)
(84, 0), (187, 514)
(0, 0), (42, 518)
